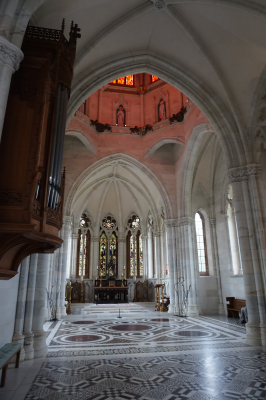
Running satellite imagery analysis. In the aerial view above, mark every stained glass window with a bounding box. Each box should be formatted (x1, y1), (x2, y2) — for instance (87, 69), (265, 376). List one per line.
(110, 76), (134, 86)
(126, 75), (133, 86)
(152, 75), (159, 82)
(128, 215), (140, 230)
(109, 233), (117, 277)
(139, 234), (143, 276)
(79, 234), (83, 276)
(117, 77), (125, 85)
(130, 235), (136, 276)
(195, 212), (208, 274)
(102, 215), (116, 230)
(99, 232), (107, 276)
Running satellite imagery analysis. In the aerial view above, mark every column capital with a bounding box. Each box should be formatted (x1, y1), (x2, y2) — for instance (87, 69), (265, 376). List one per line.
(118, 237), (126, 243)
(92, 236), (100, 242)
(63, 215), (72, 226)
(71, 233), (79, 240)
(210, 218), (216, 226)
(227, 164), (261, 183)
(0, 36), (24, 71)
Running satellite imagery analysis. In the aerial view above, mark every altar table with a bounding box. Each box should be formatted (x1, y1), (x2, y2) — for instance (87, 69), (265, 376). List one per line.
(94, 286), (129, 303)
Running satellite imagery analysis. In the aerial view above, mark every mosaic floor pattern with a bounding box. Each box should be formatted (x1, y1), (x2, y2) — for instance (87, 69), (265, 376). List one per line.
(25, 350), (266, 400)
(48, 317), (245, 350)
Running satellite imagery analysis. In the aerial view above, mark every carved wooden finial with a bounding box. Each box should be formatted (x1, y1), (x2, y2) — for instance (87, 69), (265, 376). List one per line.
(61, 18), (65, 34)
(69, 21), (81, 44)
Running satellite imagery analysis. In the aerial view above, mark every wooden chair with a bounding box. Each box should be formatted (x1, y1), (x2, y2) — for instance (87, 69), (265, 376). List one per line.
(226, 297), (246, 317)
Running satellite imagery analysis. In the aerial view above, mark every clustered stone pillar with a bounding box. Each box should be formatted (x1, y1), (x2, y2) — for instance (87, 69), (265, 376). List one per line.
(58, 216), (72, 317)
(32, 253), (51, 358)
(210, 218), (224, 314)
(12, 257), (30, 361)
(0, 36), (24, 142)
(118, 236), (126, 278)
(228, 165), (266, 346)
(141, 235), (148, 279)
(23, 254), (38, 359)
(164, 220), (176, 313)
(178, 218), (199, 317)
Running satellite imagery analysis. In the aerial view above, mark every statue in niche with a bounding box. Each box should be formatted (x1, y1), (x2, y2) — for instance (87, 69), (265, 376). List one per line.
(117, 105), (125, 127)
(158, 98), (166, 121)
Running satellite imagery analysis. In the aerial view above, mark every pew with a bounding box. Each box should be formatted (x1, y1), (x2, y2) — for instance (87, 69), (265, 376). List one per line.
(0, 343), (21, 387)
(226, 297), (246, 318)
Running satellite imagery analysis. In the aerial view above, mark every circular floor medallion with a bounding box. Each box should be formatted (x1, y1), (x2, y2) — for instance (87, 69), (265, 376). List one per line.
(72, 321), (96, 325)
(110, 324), (152, 331)
(151, 318), (170, 322)
(66, 335), (101, 342)
(175, 330), (210, 337)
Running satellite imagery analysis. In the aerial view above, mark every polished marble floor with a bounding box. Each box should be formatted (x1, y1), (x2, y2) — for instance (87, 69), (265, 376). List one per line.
(1, 304), (266, 400)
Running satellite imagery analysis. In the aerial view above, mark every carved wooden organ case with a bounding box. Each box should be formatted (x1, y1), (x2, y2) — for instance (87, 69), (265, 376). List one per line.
(0, 22), (81, 279)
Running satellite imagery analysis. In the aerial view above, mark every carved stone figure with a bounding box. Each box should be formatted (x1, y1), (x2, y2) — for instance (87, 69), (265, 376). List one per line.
(117, 105), (125, 127)
(159, 99), (166, 121)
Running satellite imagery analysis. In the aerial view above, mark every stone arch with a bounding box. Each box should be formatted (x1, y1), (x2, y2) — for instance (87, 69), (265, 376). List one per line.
(144, 137), (184, 158)
(177, 123), (215, 217)
(68, 52), (247, 169)
(65, 129), (97, 154)
(65, 153), (171, 228)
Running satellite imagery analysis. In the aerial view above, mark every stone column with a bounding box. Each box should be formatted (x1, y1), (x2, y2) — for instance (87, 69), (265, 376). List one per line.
(0, 36), (24, 142)
(92, 236), (100, 278)
(228, 166), (264, 346)
(179, 218), (199, 317)
(210, 218), (224, 314)
(142, 235), (148, 279)
(164, 220), (176, 313)
(118, 236), (126, 278)
(70, 233), (79, 279)
(23, 254), (38, 360)
(32, 253), (51, 358)
(58, 216), (72, 318)
(153, 232), (161, 281)
(147, 232), (153, 278)
(12, 257), (30, 361)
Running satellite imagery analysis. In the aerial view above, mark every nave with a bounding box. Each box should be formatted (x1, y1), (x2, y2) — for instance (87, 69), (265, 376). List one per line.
(1, 305), (266, 400)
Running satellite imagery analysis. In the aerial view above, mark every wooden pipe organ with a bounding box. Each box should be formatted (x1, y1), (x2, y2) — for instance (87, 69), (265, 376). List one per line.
(0, 21), (81, 279)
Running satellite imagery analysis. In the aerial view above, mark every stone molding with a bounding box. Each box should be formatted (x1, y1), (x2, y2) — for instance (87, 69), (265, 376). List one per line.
(165, 217), (193, 228)
(0, 36), (24, 71)
(152, 0), (167, 11)
(118, 237), (126, 243)
(71, 233), (79, 240)
(210, 218), (216, 226)
(92, 236), (100, 242)
(63, 215), (72, 226)
(227, 164), (261, 183)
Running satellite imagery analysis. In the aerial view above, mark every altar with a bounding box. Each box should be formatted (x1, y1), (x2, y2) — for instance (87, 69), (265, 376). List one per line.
(94, 279), (128, 303)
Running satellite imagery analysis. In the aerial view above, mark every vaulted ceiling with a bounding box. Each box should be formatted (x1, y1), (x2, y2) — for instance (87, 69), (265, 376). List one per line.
(32, 0), (266, 131)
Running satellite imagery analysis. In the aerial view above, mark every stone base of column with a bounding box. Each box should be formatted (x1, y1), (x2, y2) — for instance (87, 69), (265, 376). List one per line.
(168, 304), (175, 314)
(33, 330), (48, 358)
(23, 332), (34, 360)
(218, 303), (225, 315)
(245, 323), (261, 346)
(57, 306), (67, 319)
(12, 333), (25, 362)
(187, 304), (199, 317)
(260, 323), (266, 347)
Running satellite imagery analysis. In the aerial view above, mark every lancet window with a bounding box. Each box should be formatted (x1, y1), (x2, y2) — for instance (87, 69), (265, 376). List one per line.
(76, 213), (91, 278)
(99, 215), (118, 277)
(110, 75), (134, 86)
(126, 214), (143, 278)
(99, 232), (107, 276)
(195, 212), (209, 276)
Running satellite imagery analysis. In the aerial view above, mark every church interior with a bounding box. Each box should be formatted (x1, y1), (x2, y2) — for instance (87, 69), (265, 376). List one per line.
(1, 0), (266, 399)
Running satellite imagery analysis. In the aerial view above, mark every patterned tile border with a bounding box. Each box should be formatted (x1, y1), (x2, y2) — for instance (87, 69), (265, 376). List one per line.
(47, 341), (249, 358)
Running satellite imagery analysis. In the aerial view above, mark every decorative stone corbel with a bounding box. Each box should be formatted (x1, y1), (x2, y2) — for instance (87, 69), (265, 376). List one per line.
(0, 36), (24, 71)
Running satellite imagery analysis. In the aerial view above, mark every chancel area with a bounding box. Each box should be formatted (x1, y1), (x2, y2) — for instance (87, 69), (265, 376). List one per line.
(1, 1), (266, 399)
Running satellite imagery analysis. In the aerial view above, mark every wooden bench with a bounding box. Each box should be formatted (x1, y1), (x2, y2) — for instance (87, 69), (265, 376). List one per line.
(0, 343), (21, 387)
(226, 297), (246, 318)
